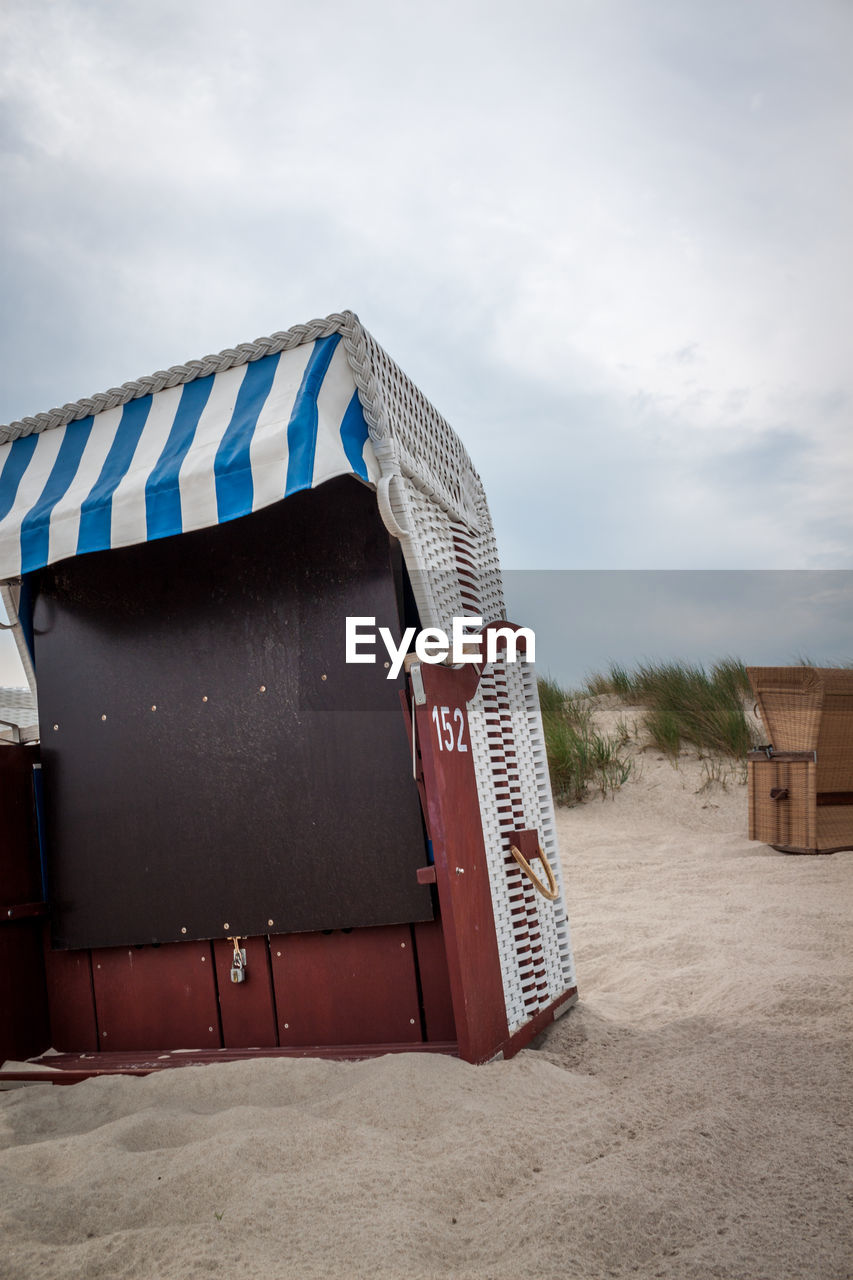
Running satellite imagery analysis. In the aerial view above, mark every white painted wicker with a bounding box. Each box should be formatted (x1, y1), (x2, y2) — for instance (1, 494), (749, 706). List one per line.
(341, 314), (577, 1032)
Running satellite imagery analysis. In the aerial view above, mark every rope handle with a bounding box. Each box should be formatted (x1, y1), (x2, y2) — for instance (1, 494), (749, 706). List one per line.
(509, 843), (559, 901)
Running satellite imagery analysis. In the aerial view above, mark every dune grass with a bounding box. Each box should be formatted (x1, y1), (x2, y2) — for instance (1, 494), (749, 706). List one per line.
(584, 658), (758, 760)
(537, 675), (632, 805)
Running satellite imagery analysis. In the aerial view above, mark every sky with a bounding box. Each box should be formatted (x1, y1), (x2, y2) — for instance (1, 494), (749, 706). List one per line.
(1, 0), (851, 686)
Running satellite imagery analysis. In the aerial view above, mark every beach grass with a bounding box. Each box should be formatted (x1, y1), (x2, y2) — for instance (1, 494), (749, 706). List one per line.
(584, 657), (758, 760)
(537, 675), (632, 804)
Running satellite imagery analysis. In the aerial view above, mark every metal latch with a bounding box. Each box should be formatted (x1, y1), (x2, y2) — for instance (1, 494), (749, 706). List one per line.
(229, 937), (247, 983)
(410, 662), (426, 706)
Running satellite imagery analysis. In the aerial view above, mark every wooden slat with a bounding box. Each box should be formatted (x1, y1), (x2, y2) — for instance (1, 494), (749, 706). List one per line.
(0, 1042), (460, 1087)
(91, 941), (221, 1051)
(270, 925), (423, 1047)
(411, 662), (509, 1064)
(43, 944), (99, 1052)
(212, 935), (278, 1048)
(413, 919), (456, 1043)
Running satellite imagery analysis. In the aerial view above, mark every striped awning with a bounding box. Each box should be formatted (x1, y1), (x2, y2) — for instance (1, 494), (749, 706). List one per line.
(0, 334), (378, 581)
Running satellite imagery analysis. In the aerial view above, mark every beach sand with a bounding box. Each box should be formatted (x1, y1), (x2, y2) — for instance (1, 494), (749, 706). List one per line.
(2, 713), (851, 1279)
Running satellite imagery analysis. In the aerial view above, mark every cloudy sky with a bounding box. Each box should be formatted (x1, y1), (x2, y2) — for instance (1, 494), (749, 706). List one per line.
(1, 0), (850, 685)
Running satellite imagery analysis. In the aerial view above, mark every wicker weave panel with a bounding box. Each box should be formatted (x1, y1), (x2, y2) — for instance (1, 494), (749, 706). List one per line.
(748, 758), (816, 849)
(382, 468), (576, 1034)
(747, 667), (853, 852)
(748, 667), (824, 752)
(817, 805), (853, 848)
(337, 321), (577, 1027)
(816, 698), (853, 791)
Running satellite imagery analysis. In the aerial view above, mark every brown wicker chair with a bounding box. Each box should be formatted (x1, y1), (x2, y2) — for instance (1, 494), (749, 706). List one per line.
(747, 667), (853, 854)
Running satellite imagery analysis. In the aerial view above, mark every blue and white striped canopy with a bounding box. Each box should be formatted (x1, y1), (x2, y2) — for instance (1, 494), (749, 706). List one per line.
(0, 335), (378, 581)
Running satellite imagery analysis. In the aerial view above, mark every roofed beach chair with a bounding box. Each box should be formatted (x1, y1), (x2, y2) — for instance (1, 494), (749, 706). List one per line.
(747, 666), (853, 854)
(0, 310), (577, 1075)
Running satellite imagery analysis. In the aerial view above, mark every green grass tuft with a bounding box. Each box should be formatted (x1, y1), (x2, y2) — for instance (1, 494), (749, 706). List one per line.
(538, 676), (632, 804)
(582, 657), (759, 759)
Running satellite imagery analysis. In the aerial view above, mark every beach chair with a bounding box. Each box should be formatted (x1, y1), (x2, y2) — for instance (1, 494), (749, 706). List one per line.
(747, 666), (853, 854)
(0, 311), (577, 1077)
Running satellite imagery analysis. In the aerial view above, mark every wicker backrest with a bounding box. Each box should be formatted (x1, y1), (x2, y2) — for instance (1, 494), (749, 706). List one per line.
(345, 322), (577, 1033)
(815, 670), (853, 791)
(748, 667), (853, 791)
(748, 667), (824, 753)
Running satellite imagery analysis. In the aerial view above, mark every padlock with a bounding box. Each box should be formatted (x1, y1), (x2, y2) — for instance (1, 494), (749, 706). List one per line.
(230, 946), (247, 983)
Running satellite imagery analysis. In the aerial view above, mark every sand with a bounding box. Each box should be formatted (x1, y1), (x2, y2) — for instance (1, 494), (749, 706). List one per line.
(1, 712), (851, 1280)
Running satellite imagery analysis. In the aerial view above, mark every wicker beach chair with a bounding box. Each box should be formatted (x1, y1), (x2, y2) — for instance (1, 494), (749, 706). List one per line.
(0, 310), (577, 1069)
(747, 667), (853, 854)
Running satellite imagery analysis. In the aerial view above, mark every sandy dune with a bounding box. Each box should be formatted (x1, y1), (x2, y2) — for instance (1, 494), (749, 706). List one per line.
(2, 728), (851, 1280)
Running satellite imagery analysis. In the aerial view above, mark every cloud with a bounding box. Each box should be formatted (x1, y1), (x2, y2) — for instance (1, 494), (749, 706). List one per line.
(1, 0), (850, 576)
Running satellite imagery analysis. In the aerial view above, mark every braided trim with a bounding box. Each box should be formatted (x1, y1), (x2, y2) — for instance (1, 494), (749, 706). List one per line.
(0, 312), (355, 444)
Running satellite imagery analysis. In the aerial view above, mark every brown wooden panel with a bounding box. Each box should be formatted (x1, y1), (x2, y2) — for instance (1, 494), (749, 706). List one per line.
(411, 662), (509, 1063)
(213, 936), (278, 1048)
(270, 925), (423, 1047)
(413, 919), (456, 1043)
(91, 942), (221, 1051)
(43, 943), (98, 1052)
(0, 921), (50, 1061)
(31, 477), (432, 950)
(748, 758), (815, 849)
(0, 745), (41, 909)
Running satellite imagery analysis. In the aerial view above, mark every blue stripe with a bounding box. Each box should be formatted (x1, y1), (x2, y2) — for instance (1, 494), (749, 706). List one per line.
(339, 390), (370, 481)
(77, 397), (152, 557)
(0, 434), (39, 523)
(214, 353), (281, 523)
(19, 417), (94, 573)
(285, 334), (341, 496)
(145, 374), (214, 541)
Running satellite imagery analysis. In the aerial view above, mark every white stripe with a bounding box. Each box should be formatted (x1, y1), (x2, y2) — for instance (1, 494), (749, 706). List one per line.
(0, 428), (65, 577)
(176, 364), (248, 534)
(249, 343), (313, 512)
(47, 406), (125, 567)
(311, 342), (360, 488)
(109, 386), (184, 550)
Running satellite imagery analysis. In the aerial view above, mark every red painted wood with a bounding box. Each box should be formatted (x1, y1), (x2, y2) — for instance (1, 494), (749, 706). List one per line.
(0, 1041), (460, 1085)
(416, 866), (437, 885)
(91, 942), (221, 1051)
(42, 943), (99, 1052)
(413, 919), (456, 1043)
(411, 662), (509, 1063)
(0, 921), (50, 1062)
(3, 902), (48, 921)
(270, 925), (423, 1047)
(213, 936), (278, 1048)
(0, 747), (50, 1062)
(0, 746), (41, 909)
